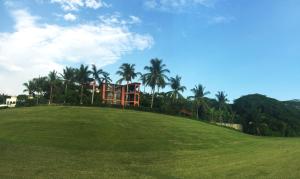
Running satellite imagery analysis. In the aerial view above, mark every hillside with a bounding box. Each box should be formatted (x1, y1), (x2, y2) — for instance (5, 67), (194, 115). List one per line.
(283, 99), (300, 110)
(0, 106), (300, 178)
(233, 94), (300, 136)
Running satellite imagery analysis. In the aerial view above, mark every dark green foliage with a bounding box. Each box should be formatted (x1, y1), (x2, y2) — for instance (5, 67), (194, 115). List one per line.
(16, 95), (36, 107)
(233, 94), (300, 137)
(0, 94), (9, 104)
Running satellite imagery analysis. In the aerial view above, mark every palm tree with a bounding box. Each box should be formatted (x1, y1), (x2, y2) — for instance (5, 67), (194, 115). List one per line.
(32, 76), (47, 105)
(116, 63), (140, 105)
(60, 67), (75, 103)
(189, 84), (210, 119)
(48, 70), (59, 104)
(91, 64), (104, 105)
(101, 72), (112, 84)
(216, 91), (228, 110)
(76, 64), (92, 105)
(23, 80), (35, 97)
(216, 91), (229, 123)
(139, 74), (147, 93)
(143, 58), (170, 108)
(168, 75), (186, 101)
(157, 76), (167, 93)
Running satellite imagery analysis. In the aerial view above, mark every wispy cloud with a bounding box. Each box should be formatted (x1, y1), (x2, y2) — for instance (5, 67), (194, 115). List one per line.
(99, 13), (142, 26)
(0, 9), (153, 95)
(144, 0), (217, 12)
(50, 0), (109, 11)
(208, 15), (235, 25)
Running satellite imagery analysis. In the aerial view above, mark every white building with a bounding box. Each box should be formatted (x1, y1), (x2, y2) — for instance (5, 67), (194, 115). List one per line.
(6, 96), (17, 107)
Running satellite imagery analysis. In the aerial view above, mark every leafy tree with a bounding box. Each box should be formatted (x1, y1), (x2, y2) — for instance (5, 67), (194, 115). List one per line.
(168, 75), (186, 102)
(0, 94), (9, 105)
(116, 63), (140, 105)
(76, 64), (92, 105)
(143, 58), (170, 108)
(189, 84), (210, 119)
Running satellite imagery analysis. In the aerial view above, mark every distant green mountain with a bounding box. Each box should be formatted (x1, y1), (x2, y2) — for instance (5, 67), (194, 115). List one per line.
(233, 94), (300, 137)
(283, 99), (300, 110)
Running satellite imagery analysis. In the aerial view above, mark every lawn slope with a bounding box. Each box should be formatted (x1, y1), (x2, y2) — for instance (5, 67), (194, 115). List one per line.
(0, 106), (299, 178)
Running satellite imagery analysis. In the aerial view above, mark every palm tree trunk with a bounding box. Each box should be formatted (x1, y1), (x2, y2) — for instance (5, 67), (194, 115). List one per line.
(36, 93), (39, 105)
(80, 84), (83, 105)
(126, 81), (129, 106)
(91, 80), (96, 105)
(151, 87), (155, 108)
(49, 85), (53, 104)
(64, 83), (68, 104)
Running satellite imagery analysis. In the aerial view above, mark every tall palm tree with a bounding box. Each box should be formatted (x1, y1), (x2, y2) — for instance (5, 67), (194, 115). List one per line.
(168, 75), (186, 101)
(23, 80), (35, 97)
(32, 76), (47, 105)
(140, 74), (147, 93)
(61, 67), (75, 104)
(101, 72), (112, 84)
(76, 64), (92, 105)
(215, 91), (228, 123)
(116, 63), (140, 105)
(99, 72), (112, 102)
(216, 91), (229, 110)
(143, 58), (170, 108)
(189, 84), (210, 119)
(91, 64), (104, 105)
(48, 70), (59, 104)
(157, 76), (167, 93)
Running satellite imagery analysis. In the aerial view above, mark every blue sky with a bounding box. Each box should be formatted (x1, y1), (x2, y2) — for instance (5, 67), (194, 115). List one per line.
(0, 0), (300, 101)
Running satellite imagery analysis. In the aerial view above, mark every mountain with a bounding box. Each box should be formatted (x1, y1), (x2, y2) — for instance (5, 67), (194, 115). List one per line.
(233, 94), (300, 136)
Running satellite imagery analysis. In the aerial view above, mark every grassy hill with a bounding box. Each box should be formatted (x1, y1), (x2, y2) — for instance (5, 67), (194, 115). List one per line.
(0, 106), (300, 178)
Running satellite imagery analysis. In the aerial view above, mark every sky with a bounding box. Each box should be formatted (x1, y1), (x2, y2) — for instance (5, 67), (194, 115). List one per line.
(0, 0), (300, 102)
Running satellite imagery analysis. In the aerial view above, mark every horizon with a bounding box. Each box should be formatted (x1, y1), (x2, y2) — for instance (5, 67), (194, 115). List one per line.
(1, 0), (300, 102)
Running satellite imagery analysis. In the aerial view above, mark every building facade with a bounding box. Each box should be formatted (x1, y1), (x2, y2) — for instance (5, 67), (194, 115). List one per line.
(6, 96), (17, 108)
(101, 83), (141, 107)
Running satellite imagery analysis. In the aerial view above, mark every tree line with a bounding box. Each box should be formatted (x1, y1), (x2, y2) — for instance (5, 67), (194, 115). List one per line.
(18, 58), (300, 137)
(21, 58), (232, 121)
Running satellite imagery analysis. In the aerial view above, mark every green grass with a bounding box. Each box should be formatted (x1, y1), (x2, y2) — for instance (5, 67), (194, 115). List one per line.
(0, 106), (300, 178)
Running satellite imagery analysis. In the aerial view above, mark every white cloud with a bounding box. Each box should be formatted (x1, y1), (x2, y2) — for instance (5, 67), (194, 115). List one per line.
(99, 14), (142, 26)
(85, 0), (104, 9)
(144, 0), (216, 11)
(64, 13), (77, 21)
(0, 9), (153, 95)
(50, 0), (108, 11)
(129, 16), (142, 24)
(209, 16), (235, 24)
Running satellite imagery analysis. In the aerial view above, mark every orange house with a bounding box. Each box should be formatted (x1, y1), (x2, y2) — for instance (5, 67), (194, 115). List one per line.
(101, 83), (141, 107)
